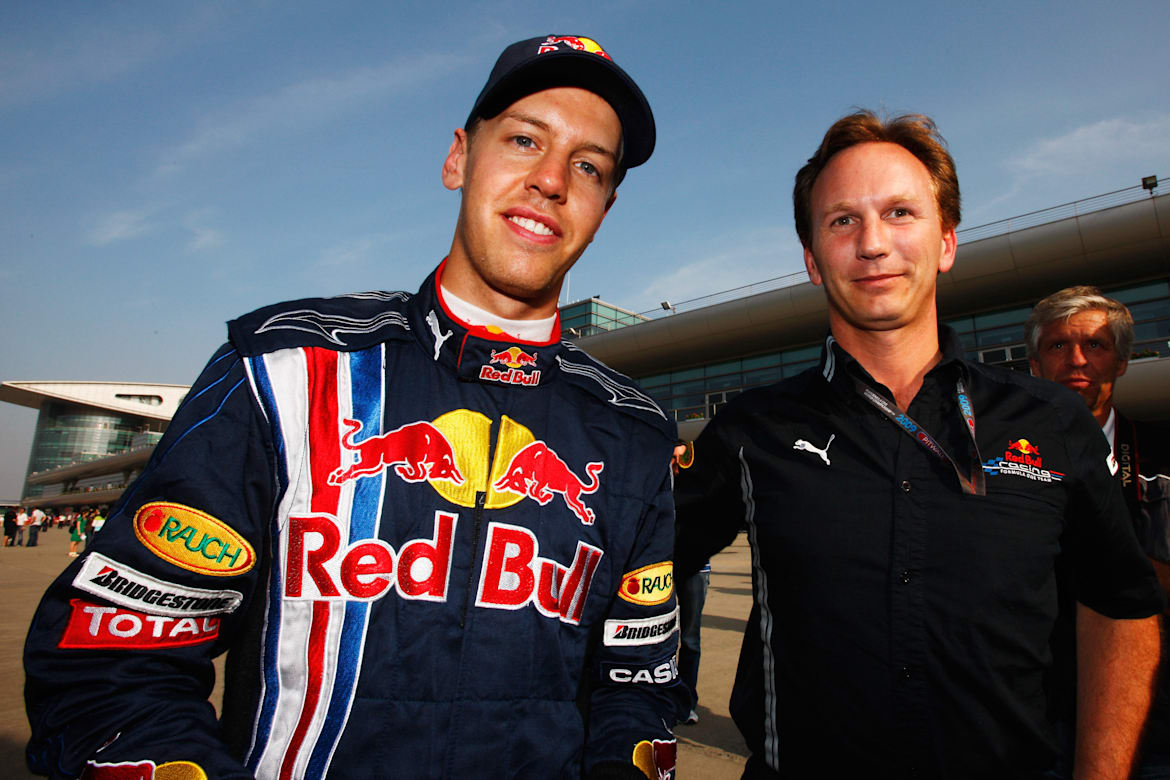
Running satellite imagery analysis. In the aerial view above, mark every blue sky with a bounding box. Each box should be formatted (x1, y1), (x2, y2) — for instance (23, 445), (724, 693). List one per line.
(3, 0), (1169, 497)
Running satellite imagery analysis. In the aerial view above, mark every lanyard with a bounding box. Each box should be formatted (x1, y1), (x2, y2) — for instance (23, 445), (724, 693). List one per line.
(852, 374), (986, 496)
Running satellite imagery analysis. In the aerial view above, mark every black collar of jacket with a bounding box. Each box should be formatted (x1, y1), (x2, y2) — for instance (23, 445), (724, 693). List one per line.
(816, 323), (970, 406)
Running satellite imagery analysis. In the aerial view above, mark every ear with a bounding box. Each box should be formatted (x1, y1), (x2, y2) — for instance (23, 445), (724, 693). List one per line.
(441, 129), (468, 192)
(803, 246), (823, 286)
(1115, 357), (1129, 379)
(937, 227), (957, 274)
(603, 189), (617, 215)
(1028, 358), (1041, 378)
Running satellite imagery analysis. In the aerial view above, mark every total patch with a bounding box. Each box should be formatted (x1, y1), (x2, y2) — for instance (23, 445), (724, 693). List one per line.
(134, 501), (255, 576)
(603, 608), (679, 647)
(60, 599), (220, 650)
(73, 552), (243, 618)
(619, 561), (674, 606)
(82, 759), (208, 780)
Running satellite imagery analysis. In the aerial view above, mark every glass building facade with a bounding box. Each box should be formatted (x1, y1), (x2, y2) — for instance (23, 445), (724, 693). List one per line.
(22, 401), (165, 498)
(635, 279), (1170, 424)
(561, 298), (649, 338)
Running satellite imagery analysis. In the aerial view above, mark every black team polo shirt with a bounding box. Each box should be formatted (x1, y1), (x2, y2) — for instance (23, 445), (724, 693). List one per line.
(675, 325), (1163, 779)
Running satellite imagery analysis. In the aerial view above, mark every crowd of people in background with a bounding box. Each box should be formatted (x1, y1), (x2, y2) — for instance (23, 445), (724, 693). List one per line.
(2, 505), (106, 556)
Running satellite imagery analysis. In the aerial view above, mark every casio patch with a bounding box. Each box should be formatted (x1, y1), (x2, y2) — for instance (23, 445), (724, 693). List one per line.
(60, 599), (220, 650)
(73, 553), (243, 617)
(602, 652), (679, 685)
(619, 561), (674, 606)
(133, 501), (255, 576)
(82, 760), (208, 780)
(604, 608), (679, 647)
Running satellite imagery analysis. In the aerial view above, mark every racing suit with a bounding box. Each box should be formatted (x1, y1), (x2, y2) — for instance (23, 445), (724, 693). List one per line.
(25, 263), (685, 780)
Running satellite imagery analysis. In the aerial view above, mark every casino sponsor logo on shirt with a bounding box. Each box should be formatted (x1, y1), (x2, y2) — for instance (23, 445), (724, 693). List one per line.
(619, 561), (673, 606)
(59, 598), (220, 650)
(82, 759), (208, 780)
(330, 410), (604, 525)
(603, 608), (679, 647)
(632, 738), (676, 780)
(72, 552), (243, 618)
(133, 502), (255, 576)
(480, 346), (541, 387)
(982, 438), (1065, 484)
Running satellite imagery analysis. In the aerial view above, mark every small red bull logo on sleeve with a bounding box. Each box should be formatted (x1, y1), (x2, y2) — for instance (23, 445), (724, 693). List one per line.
(493, 441), (603, 524)
(632, 738), (677, 780)
(329, 418), (465, 486)
(537, 36), (611, 59)
(82, 759), (208, 780)
(481, 347), (541, 386)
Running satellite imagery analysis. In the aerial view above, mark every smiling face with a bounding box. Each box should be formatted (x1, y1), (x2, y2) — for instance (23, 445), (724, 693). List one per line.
(440, 87), (621, 319)
(1029, 309), (1128, 422)
(803, 142), (957, 339)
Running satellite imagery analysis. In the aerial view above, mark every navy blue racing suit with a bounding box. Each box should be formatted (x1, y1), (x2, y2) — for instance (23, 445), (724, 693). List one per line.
(25, 263), (686, 779)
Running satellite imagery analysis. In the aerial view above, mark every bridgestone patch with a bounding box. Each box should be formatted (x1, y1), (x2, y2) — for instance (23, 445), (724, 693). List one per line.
(73, 553), (244, 618)
(603, 608), (679, 647)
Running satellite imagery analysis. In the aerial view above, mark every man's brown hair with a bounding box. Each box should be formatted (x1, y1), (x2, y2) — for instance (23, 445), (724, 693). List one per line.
(793, 111), (960, 248)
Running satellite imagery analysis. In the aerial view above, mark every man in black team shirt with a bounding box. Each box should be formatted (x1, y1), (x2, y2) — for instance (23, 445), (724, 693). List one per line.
(675, 111), (1163, 779)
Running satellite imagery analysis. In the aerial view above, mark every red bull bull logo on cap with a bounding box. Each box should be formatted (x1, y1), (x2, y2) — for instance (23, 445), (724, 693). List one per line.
(536, 36), (611, 59)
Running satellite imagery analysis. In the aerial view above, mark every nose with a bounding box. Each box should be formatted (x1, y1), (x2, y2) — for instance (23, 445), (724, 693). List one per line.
(1066, 343), (1088, 366)
(856, 218), (888, 260)
(527, 152), (567, 202)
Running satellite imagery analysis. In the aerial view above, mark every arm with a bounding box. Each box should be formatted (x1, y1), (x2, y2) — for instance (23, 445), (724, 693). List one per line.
(674, 419), (745, 580)
(585, 466), (689, 780)
(24, 344), (274, 780)
(1074, 605), (1161, 779)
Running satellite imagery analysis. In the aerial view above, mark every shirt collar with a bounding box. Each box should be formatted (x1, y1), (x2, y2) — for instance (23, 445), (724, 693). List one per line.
(408, 260), (562, 387)
(818, 323), (969, 401)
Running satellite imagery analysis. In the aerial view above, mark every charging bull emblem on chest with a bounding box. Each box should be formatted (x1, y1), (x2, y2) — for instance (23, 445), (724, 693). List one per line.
(493, 441), (603, 525)
(328, 418), (465, 486)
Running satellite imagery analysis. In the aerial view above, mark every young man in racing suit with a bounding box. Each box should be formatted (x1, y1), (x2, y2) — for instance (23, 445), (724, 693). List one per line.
(25, 35), (685, 780)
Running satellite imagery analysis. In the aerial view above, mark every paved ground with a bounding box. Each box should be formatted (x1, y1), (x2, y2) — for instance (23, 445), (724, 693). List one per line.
(1, 528), (753, 778)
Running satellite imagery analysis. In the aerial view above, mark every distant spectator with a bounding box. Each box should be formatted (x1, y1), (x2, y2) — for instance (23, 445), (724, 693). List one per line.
(3, 508), (15, 547)
(68, 512), (87, 558)
(15, 507), (28, 546)
(28, 507), (44, 547)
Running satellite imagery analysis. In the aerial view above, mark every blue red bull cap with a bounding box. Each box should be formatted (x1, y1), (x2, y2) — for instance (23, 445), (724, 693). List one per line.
(466, 35), (655, 178)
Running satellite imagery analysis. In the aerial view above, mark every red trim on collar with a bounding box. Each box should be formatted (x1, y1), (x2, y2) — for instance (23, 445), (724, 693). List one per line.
(433, 258), (562, 347)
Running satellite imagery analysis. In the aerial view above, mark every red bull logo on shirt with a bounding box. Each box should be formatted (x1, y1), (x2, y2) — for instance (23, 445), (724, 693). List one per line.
(493, 441), (604, 525)
(983, 436), (1064, 484)
(286, 511), (602, 623)
(329, 418), (464, 486)
(481, 347), (541, 386)
(331, 411), (606, 525)
(1005, 438), (1043, 467)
